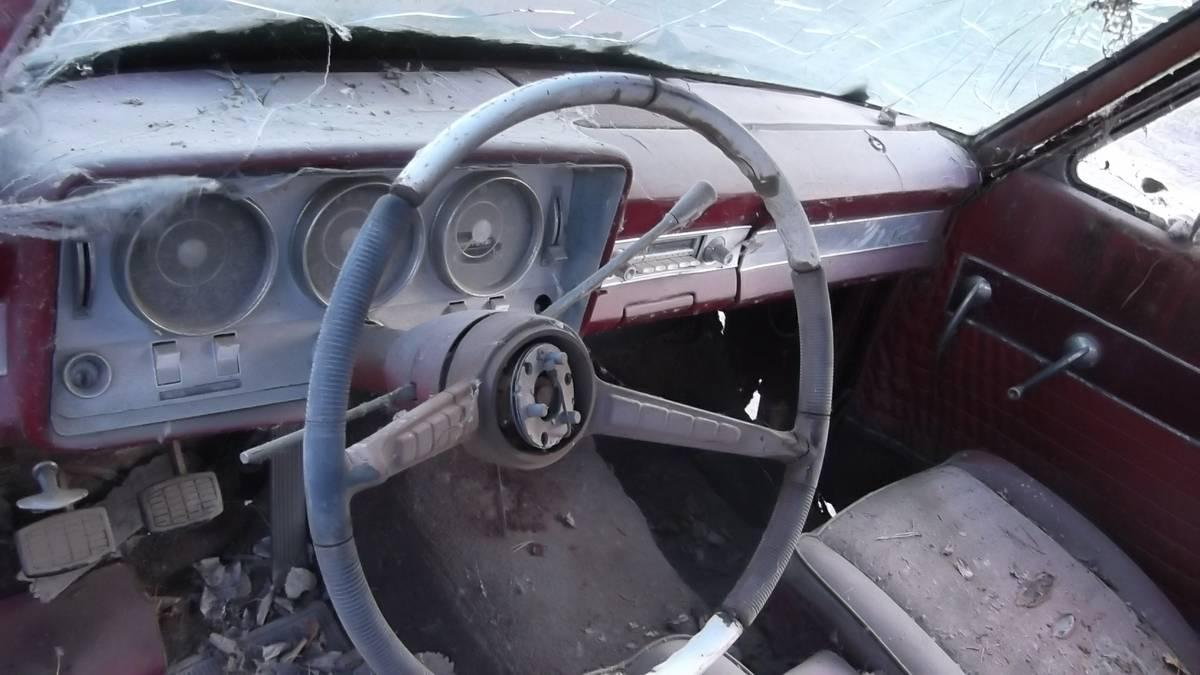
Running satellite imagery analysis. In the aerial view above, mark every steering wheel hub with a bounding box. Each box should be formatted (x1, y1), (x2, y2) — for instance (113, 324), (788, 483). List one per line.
(443, 311), (595, 470)
(508, 341), (580, 450)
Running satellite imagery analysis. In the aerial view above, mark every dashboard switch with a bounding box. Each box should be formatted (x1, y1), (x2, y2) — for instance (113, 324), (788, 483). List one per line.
(213, 333), (241, 377)
(151, 341), (182, 386)
(701, 237), (734, 265)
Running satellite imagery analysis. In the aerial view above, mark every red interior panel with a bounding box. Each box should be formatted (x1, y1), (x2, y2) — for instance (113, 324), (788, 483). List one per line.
(857, 169), (1200, 622)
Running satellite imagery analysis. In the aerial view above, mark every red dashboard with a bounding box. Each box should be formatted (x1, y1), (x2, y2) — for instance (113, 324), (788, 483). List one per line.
(0, 67), (977, 452)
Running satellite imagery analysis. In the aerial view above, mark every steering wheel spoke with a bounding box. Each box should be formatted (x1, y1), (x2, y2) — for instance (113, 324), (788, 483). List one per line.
(344, 379), (481, 493)
(590, 379), (805, 462)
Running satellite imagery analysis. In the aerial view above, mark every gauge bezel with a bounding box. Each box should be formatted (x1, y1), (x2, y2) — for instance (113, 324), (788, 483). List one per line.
(119, 194), (277, 336)
(432, 172), (545, 297)
(294, 178), (425, 307)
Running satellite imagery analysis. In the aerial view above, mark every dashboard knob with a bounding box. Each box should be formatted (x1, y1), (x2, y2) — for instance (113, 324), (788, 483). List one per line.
(701, 237), (734, 265)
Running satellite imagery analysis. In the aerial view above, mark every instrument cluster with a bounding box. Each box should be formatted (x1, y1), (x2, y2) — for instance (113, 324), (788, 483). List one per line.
(52, 165), (625, 439)
(115, 171), (557, 336)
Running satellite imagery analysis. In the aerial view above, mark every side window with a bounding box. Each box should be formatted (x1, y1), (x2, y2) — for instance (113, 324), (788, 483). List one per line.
(1075, 95), (1200, 242)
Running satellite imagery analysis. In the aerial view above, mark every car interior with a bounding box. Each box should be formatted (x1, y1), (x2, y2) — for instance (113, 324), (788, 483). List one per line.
(0, 2), (1197, 674)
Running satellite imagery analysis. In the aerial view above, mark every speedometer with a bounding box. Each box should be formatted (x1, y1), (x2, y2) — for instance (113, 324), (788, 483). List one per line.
(432, 173), (543, 296)
(296, 179), (423, 306)
(121, 194), (275, 336)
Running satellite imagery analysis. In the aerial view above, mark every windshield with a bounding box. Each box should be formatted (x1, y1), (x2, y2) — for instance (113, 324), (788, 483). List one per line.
(20, 0), (1196, 134)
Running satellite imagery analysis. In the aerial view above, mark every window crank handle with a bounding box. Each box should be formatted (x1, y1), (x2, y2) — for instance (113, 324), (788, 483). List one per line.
(1007, 333), (1101, 401)
(936, 275), (992, 358)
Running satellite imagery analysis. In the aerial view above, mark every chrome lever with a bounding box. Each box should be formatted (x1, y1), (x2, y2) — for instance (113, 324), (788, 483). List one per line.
(936, 275), (992, 357)
(1007, 333), (1100, 401)
(542, 180), (718, 320)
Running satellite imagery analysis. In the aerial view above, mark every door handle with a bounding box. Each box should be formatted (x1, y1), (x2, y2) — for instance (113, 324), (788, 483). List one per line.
(936, 275), (992, 358)
(1007, 333), (1101, 400)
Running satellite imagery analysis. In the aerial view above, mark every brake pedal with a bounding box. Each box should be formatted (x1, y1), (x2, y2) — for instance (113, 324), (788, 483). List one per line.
(16, 507), (116, 577)
(139, 472), (223, 532)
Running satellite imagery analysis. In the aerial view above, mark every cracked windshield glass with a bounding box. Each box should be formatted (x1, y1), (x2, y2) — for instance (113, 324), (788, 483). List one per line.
(24, 0), (1195, 134)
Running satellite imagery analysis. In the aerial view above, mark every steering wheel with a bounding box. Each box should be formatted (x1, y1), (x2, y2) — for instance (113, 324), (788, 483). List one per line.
(303, 72), (833, 675)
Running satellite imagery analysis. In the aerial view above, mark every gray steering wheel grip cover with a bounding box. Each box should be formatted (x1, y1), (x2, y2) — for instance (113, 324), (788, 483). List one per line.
(303, 72), (833, 674)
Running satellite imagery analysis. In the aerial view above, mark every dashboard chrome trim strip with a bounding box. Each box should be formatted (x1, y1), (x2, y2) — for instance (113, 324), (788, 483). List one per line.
(601, 210), (947, 295)
(743, 210), (946, 271)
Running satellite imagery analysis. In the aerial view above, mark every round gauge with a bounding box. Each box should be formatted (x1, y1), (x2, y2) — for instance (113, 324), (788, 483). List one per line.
(433, 173), (544, 296)
(296, 180), (422, 305)
(121, 194), (275, 336)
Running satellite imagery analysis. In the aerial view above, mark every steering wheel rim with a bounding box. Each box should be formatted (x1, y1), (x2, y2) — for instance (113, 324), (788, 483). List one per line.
(303, 72), (833, 675)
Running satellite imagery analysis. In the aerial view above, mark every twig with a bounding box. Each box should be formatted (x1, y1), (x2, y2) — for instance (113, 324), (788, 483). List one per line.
(875, 530), (921, 541)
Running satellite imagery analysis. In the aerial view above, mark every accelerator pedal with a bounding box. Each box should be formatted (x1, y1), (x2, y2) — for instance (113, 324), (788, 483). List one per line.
(138, 472), (223, 533)
(16, 507), (116, 577)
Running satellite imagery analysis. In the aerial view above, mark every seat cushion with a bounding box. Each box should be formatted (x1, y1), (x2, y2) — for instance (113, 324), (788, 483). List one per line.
(786, 452), (1197, 675)
(946, 450), (1199, 670)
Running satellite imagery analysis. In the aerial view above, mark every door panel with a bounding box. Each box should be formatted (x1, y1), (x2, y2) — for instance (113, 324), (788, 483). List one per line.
(856, 168), (1200, 622)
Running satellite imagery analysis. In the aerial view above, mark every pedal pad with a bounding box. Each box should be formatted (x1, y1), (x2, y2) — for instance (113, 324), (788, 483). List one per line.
(16, 507), (116, 577)
(139, 472), (223, 533)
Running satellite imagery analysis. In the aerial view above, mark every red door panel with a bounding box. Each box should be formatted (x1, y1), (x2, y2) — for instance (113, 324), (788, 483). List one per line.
(857, 168), (1200, 622)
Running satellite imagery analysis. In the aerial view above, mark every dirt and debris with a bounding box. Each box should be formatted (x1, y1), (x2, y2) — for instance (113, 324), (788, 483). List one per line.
(208, 632), (239, 655)
(1052, 613), (1076, 639)
(417, 651), (457, 675)
(260, 641), (287, 661)
(953, 558), (975, 580)
(1095, 636), (1152, 674)
(149, 494), (362, 675)
(1163, 653), (1190, 674)
(1165, 215), (1199, 243)
(196, 557), (253, 622)
(875, 529), (921, 541)
(179, 557), (364, 674)
(510, 540), (544, 556)
(283, 566), (317, 600)
(1141, 177), (1168, 194)
(1015, 571), (1055, 608)
(256, 589), (274, 626)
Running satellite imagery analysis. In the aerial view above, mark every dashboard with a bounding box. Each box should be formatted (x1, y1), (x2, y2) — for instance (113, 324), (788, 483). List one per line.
(0, 66), (978, 451)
